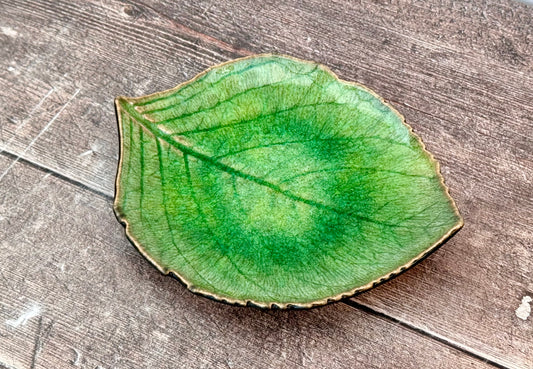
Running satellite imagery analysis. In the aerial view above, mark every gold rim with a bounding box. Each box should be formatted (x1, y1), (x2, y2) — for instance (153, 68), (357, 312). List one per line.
(113, 53), (464, 309)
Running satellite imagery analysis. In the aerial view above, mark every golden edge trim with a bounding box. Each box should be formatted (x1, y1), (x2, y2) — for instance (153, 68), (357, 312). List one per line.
(113, 53), (464, 310)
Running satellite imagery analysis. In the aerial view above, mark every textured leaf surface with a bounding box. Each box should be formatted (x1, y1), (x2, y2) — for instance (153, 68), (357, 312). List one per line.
(114, 54), (462, 308)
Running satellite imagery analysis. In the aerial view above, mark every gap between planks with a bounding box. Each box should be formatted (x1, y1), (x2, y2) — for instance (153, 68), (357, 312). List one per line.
(0, 149), (505, 369)
(345, 300), (507, 369)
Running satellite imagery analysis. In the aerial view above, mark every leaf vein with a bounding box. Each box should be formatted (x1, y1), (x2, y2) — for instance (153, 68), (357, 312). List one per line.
(156, 140), (215, 288)
(153, 72), (316, 124)
(174, 101), (343, 136)
(138, 59), (279, 111)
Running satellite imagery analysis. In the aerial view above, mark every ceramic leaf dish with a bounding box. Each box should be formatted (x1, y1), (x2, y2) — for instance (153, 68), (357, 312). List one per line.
(114, 54), (463, 308)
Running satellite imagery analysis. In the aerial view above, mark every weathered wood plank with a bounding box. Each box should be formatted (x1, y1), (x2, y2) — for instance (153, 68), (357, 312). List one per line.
(0, 155), (494, 369)
(0, 0), (531, 367)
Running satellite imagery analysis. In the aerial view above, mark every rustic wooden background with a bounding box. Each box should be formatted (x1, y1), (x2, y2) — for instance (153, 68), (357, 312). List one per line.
(0, 0), (531, 368)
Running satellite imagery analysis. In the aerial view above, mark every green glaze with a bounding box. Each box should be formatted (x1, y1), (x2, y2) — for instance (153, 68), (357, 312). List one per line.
(114, 54), (462, 308)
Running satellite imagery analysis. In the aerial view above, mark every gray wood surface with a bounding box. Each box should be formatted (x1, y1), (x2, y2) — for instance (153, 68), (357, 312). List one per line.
(0, 0), (531, 368)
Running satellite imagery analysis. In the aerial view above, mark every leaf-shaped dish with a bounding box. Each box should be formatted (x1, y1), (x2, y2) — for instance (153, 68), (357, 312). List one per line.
(114, 54), (462, 308)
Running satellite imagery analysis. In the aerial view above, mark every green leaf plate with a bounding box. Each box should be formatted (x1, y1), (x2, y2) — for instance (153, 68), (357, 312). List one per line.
(114, 54), (463, 308)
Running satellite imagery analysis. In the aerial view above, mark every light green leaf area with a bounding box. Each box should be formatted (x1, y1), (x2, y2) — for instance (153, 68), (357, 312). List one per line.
(114, 54), (462, 308)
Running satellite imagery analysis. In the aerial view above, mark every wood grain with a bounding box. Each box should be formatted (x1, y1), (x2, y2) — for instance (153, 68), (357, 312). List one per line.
(0, 0), (531, 367)
(0, 155), (493, 369)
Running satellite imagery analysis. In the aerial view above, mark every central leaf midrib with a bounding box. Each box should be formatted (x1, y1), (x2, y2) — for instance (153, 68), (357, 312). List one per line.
(122, 100), (412, 229)
(120, 99), (347, 217)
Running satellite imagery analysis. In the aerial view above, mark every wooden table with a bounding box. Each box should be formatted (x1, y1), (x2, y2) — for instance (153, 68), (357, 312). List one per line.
(1, 0), (531, 368)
